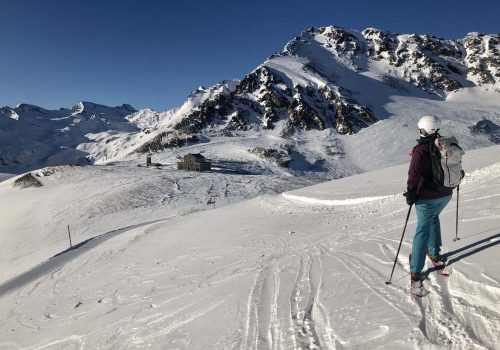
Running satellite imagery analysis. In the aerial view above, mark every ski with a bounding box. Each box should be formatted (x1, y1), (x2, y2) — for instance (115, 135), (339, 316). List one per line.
(409, 281), (429, 298)
(426, 252), (452, 276)
(408, 254), (429, 298)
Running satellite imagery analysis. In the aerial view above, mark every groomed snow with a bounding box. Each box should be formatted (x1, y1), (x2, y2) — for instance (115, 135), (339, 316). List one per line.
(1, 145), (499, 349)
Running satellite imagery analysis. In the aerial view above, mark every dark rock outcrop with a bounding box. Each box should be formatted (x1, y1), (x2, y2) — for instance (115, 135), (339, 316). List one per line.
(14, 173), (43, 188)
(469, 119), (500, 143)
(174, 93), (233, 134)
(249, 147), (291, 167)
(363, 29), (465, 93)
(136, 131), (199, 153)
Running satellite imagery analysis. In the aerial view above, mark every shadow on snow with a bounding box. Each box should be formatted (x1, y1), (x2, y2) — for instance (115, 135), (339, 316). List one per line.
(424, 231), (500, 275)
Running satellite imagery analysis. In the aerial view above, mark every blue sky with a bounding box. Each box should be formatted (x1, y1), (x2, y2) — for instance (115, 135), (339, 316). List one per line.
(0, 0), (498, 112)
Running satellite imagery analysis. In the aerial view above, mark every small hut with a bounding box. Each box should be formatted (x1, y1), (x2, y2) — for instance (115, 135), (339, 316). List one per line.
(146, 154), (161, 167)
(177, 153), (211, 172)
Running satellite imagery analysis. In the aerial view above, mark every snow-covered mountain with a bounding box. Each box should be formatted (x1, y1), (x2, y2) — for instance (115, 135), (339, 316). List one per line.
(2, 26), (500, 175)
(140, 27), (500, 141)
(0, 102), (138, 170)
(114, 27), (500, 165)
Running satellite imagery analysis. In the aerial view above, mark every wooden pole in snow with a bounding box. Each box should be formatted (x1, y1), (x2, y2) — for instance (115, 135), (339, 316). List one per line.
(68, 225), (73, 248)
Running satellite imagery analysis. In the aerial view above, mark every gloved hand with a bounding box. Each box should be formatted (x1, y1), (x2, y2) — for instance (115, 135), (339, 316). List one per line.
(403, 189), (418, 206)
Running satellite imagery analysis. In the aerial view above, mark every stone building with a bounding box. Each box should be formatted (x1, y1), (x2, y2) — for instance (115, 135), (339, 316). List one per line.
(177, 153), (211, 172)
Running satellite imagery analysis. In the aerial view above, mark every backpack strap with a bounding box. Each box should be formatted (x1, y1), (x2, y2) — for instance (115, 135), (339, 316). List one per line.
(425, 136), (447, 192)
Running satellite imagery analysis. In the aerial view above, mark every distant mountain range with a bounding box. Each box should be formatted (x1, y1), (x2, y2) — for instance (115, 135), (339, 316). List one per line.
(1, 26), (500, 173)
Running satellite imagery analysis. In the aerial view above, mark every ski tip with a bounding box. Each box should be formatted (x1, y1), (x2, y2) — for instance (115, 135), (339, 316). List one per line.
(437, 269), (452, 276)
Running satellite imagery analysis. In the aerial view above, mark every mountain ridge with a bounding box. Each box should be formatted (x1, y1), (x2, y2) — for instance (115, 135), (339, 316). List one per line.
(1, 26), (500, 173)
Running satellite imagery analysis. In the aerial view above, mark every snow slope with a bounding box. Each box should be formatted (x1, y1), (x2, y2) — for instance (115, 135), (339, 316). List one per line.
(0, 162), (316, 285)
(1, 145), (499, 349)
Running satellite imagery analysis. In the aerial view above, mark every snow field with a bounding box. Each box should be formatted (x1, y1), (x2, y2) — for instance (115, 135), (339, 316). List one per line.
(0, 145), (499, 349)
(0, 164), (313, 285)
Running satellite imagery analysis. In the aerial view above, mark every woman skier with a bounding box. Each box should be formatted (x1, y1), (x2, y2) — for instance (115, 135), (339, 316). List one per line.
(405, 115), (452, 294)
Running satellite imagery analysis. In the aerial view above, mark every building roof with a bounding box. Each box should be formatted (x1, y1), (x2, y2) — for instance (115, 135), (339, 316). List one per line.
(184, 153), (207, 161)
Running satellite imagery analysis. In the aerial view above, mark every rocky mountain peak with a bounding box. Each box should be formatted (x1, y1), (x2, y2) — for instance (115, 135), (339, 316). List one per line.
(460, 33), (500, 85)
(0, 107), (20, 122)
(71, 101), (137, 115)
(187, 86), (208, 100)
(71, 101), (85, 114)
(277, 26), (500, 94)
(15, 103), (49, 114)
(120, 103), (137, 112)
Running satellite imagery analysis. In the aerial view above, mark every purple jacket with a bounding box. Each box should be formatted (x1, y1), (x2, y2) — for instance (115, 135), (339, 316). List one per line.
(407, 137), (453, 200)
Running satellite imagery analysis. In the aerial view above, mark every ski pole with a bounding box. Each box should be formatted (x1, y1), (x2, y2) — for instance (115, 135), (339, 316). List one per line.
(453, 185), (460, 242)
(385, 204), (413, 285)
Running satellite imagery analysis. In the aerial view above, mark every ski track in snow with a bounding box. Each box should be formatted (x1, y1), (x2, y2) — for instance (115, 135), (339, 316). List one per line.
(240, 250), (330, 350)
(2, 209), (498, 349)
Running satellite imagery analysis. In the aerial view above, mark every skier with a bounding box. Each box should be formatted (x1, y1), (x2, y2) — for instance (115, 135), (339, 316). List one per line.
(405, 115), (452, 292)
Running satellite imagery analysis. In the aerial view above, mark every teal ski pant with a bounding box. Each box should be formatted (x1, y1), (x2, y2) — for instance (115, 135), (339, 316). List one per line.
(410, 195), (452, 274)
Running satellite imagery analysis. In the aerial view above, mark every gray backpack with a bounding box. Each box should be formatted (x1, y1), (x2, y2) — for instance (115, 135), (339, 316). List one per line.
(437, 136), (465, 188)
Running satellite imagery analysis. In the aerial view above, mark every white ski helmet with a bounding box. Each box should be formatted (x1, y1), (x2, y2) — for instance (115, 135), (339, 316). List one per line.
(418, 115), (440, 136)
